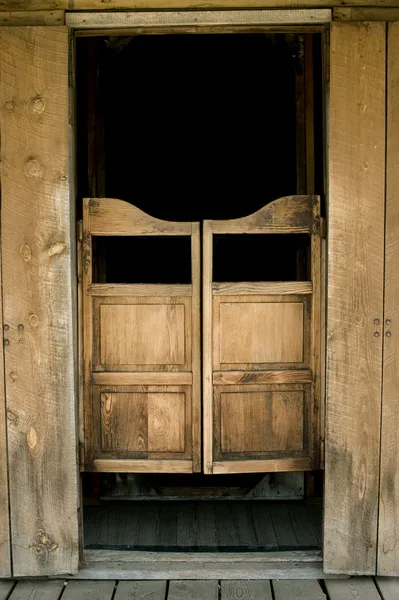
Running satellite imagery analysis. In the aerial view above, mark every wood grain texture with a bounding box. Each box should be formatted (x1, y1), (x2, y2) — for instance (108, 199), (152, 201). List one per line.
(375, 577), (399, 600)
(213, 369), (312, 385)
(0, 10), (64, 24)
(324, 578), (381, 600)
(92, 372), (192, 385)
(202, 219), (213, 474)
(99, 304), (186, 366)
(168, 581), (218, 600)
(114, 581), (166, 600)
(220, 391), (303, 453)
(93, 459), (192, 473)
(213, 281), (312, 295)
(334, 8), (399, 21)
(272, 579), (326, 599)
(221, 581), (273, 599)
(219, 301), (304, 364)
(378, 22), (399, 578)
(213, 458), (312, 474)
(0, 164), (11, 576)
(62, 581), (116, 600)
(0, 0), (398, 8)
(87, 198), (191, 236)
(0, 26), (79, 576)
(66, 9), (331, 28)
(324, 21), (386, 575)
(0, 582), (15, 599)
(7, 581), (66, 600)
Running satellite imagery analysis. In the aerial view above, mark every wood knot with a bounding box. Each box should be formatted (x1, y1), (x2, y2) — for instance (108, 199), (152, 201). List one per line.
(6, 409), (18, 424)
(5, 101), (14, 112)
(20, 243), (32, 262)
(31, 96), (45, 115)
(48, 241), (67, 257)
(27, 426), (39, 454)
(30, 529), (58, 565)
(29, 313), (39, 328)
(24, 158), (44, 180)
(9, 372), (17, 382)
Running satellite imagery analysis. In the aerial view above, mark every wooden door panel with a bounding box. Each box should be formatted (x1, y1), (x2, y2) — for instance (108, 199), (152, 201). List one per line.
(82, 199), (200, 472)
(214, 294), (310, 370)
(203, 196), (321, 474)
(93, 296), (191, 371)
(217, 387), (305, 455)
(96, 386), (190, 459)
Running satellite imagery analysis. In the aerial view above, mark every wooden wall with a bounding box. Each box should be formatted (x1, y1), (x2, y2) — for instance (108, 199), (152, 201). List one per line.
(325, 21), (386, 575)
(0, 27), (79, 576)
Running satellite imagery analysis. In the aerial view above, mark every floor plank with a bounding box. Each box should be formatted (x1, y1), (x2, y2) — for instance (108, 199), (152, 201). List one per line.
(9, 581), (66, 600)
(114, 581), (167, 600)
(272, 579), (326, 599)
(177, 503), (197, 548)
(270, 504), (299, 548)
(375, 577), (399, 599)
(61, 580), (116, 600)
(0, 581), (15, 600)
(168, 581), (219, 600)
(221, 580), (273, 599)
(289, 504), (319, 548)
(325, 578), (382, 599)
(251, 503), (278, 549)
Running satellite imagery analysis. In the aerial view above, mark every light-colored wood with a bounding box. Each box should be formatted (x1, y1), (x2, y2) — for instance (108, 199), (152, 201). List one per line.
(309, 198), (321, 466)
(67, 9), (331, 29)
(91, 284), (192, 297)
(202, 219), (213, 474)
(93, 459), (193, 473)
(378, 22), (399, 578)
(83, 199), (200, 473)
(334, 8), (399, 21)
(99, 304), (186, 366)
(213, 370), (312, 385)
(114, 581), (167, 600)
(86, 198), (191, 236)
(62, 581), (116, 600)
(325, 22), (386, 575)
(8, 581), (66, 600)
(0, 26), (79, 576)
(375, 577), (399, 600)
(92, 372), (192, 385)
(325, 578), (381, 600)
(100, 391), (185, 453)
(219, 301), (304, 364)
(213, 458), (312, 474)
(75, 25), (325, 36)
(221, 581), (273, 600)
(273, 579), (326, 599)
(210, 195), (315, 234)
(191, 223), (201, 472)
(220, 390), (303, 453)
(168, 581), (218, 600)
(0, 10), (64, 24)
(213, 281), (312, 295)
(0, 167), (11, 576)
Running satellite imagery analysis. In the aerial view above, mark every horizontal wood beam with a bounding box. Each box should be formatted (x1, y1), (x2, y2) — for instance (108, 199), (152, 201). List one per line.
(334, 7), (399, 20)
(0, 10), (64, 24)
(1, 0), (399, 11)
(66, 9), (331, 28)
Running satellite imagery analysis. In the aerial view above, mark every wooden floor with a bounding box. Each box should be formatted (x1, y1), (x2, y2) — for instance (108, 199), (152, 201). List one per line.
(84, 501), (322, 551)
(0, 578), (398, 599)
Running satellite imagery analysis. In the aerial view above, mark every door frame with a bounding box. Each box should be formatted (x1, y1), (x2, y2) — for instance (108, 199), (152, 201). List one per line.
(70, 11), (330, 576)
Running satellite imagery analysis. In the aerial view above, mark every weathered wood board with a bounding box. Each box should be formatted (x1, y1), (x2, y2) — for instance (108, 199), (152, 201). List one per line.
(378, 21), (399, 577)
(0, 27), (79, 576)
(325, 21), (386, 575)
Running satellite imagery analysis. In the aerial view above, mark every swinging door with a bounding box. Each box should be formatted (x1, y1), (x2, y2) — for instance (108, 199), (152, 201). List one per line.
(82, 198), (201, 473)
(203, 195), (321, 474)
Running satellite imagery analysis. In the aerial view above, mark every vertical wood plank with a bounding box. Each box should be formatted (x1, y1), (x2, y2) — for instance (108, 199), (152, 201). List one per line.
(202, 220), (213, 474)
(0, 27), (79, 576)
(325, 21), (386, 575)
(191, 222), (201, 472)
(378, 21), (399, 577)
(0, 171), (11, 577)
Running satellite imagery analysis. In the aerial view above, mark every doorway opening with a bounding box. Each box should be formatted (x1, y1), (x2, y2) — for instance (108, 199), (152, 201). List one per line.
(76, 29), (325, 556)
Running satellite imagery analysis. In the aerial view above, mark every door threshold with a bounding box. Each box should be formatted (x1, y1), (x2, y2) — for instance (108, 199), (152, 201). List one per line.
(74, 549), (346, 580)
